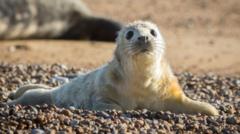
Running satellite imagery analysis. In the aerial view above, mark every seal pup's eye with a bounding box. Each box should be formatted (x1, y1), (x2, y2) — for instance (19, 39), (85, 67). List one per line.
(126, 31), (134, 40)
(150, 29), (157, 37)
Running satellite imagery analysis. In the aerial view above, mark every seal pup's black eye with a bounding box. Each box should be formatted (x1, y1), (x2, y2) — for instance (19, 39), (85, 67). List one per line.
(150, 29), (157, 37)
(126, 31), (134, 40)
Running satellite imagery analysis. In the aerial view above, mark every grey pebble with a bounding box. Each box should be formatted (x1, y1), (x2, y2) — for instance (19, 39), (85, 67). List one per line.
(31, 129), (45, 134)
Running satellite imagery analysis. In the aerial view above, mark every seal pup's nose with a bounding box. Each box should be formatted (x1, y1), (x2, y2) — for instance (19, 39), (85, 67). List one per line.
(138, 36), (149, 43)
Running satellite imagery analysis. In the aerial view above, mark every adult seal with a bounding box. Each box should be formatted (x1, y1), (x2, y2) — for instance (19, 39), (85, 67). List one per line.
(0, 0), (122, 41)
(8, 21), (218, 115)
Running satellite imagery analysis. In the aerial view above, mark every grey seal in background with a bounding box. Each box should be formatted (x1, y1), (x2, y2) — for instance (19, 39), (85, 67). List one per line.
(0, 0), (122, 41)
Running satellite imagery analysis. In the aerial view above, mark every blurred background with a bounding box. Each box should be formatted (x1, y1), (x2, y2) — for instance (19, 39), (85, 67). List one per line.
(0, 0), (239, 75)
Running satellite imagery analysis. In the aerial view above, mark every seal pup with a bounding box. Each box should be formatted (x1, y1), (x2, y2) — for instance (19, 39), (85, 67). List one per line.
(0, 0), (122, 41)
(8, 21), (218, 115)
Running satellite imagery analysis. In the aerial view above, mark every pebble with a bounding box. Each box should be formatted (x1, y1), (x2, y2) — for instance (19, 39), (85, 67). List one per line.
(96, 111), (110, 119)
(61, 109), (73, 117)
(70, 119), (79, 127)
(31, 129), (45, 134)
(0, 64), (239, 133)
(226, 116), (238, 125)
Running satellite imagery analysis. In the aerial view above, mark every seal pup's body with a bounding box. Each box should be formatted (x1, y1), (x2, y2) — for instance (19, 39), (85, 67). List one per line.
(8, 21), (218, 115)
(0, 0), (122, 41)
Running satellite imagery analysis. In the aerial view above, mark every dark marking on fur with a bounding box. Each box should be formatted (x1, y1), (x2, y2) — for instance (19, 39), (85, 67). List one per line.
(59, 15), (122, 41)
(109, 69), (122, 84)
(0, 0), (122, 42)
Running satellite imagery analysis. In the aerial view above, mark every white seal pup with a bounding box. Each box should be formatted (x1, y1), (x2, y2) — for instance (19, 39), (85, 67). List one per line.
(0, 0), (122, 41)
(8, 21), (218, 115)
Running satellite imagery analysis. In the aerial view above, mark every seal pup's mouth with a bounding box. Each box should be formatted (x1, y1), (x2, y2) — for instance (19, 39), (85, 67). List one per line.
(140, 48), (150, 53)
(136, 45), (152, 54)
(132, 36), (154, 55)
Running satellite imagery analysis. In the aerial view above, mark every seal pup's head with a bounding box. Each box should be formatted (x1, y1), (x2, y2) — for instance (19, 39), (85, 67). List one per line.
(115, 21), (165, 68)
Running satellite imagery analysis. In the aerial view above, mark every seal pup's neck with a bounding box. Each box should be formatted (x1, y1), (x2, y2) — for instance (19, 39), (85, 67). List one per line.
(125, 53), (163, 80)
(112, 50), (165, 91)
